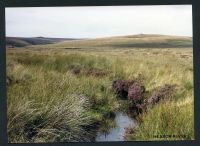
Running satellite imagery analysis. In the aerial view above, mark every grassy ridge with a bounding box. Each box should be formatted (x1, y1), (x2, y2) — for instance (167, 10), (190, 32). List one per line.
(6, 37), (77, 47)
(7, 34), (194, 142)
(43, 34), (192, 49)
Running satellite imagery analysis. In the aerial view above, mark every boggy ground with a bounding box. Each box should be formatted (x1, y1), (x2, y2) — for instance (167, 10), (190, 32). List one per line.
(7, 35), (194, 142)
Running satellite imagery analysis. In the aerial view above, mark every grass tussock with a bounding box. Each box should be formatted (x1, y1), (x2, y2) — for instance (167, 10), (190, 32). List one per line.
(126, 97), (194, 140)
(7, 54), (118, 142)
(7, 65), (96, 142)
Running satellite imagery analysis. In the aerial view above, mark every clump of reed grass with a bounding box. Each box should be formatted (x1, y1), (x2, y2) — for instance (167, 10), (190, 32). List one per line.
(126, 97), (194, 140)
(8, 93), (93, 142)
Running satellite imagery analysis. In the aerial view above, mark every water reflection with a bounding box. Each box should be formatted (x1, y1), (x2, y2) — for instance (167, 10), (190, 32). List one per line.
(95, 112), (137, 141)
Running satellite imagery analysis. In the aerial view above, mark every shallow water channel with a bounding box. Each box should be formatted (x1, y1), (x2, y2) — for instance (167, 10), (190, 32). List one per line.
(95, 112), (137, 141)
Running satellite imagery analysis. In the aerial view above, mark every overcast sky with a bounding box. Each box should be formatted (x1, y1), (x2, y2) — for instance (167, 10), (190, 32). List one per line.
(6, 5), (192, 38)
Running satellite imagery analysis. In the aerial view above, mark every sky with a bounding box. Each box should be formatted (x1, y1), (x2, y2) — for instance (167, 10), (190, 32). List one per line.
(6, 5), (192, 38)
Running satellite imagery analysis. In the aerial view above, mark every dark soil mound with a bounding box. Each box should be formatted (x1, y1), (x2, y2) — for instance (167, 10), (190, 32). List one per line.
(112, 77), (177, 116)
(71, 67), (81, 75)
(87, 68), (108, 77)
(112, 79), (129, 99)
(128, 83), (145, 103)
(112, 78), (145, 101)
(147, 84), (177, 106)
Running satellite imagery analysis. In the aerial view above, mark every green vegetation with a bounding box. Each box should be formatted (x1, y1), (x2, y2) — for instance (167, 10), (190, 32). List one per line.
(7, 34), (194, 142)
(126, 97), (194, 141)
(6, 37), (76, 47)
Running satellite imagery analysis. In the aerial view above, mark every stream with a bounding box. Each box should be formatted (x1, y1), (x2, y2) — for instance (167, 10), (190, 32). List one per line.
(95, 112), (137, 141)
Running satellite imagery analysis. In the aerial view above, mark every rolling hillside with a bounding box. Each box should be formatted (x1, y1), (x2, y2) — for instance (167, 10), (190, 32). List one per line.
(47, 34), (192, 49)
(7, 33), (193, 142)
(6, 37), (78, 47)
(6, 34), (192, 49)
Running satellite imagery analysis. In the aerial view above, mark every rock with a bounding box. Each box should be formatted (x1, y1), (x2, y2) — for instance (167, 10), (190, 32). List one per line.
(6, 76), (12, 86)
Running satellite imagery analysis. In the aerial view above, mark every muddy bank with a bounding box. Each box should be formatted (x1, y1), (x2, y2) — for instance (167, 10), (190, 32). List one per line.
(94, 77), (177, 141)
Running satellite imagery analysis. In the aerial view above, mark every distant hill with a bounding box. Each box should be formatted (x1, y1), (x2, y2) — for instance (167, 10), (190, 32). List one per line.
(6, 37), (78, 47)
(7, 34), (193, 49)
(104, 34), (193, 48)
(47, 34), (193, 49)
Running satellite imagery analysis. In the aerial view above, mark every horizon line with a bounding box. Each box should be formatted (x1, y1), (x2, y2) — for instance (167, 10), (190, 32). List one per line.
(6, 33), (193, 39)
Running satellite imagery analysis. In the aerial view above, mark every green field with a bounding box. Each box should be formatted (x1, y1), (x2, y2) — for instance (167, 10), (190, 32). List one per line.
(6, 34), (194, 142)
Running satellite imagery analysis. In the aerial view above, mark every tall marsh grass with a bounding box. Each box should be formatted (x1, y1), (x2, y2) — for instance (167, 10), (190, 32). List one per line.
(7, 46), (194, 142)
(7, 63), (94, 142)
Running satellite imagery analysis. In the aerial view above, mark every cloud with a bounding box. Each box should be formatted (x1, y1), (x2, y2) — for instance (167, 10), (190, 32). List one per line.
(6, 5), (192, 38)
